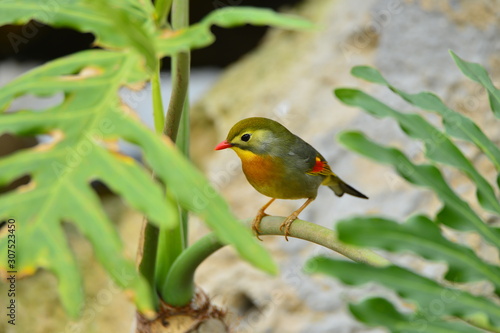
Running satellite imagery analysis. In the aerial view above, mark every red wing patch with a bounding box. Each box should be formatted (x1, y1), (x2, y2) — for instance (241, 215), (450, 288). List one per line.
(308, 157), (333, 176)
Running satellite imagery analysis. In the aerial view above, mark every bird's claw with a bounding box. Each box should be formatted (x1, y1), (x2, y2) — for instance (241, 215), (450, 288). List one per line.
(252, 211), (268, 241)
(279, 214), (298, 241)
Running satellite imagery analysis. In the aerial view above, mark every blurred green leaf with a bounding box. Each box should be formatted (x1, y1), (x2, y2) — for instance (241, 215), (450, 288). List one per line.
(349, 297), (484, 333)
(0, 0), (320, 320)
(351, 66), (389, 85)
(337, 55), (500, 333)
(335, 88), (500, 214)
(0, 0), (157, 70)
(450, 51), (500, 119)
(0, 50), (275, 316)
(0, 51), (166, 316)
(351, 65), (500, 171)
(338, 131), (500, 249)
(157, 6), (313, 56)
(89, 0), (157, 72)
(337, 215), (500, 292)
(305, 257), (500, 328)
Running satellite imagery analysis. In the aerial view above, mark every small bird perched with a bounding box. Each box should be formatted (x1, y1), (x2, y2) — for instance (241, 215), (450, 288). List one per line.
(215, 117), (367, 240)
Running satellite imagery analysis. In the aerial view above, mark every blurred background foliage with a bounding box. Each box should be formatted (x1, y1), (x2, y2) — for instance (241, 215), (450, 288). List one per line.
(1, 0), (500, 332)
(306, 58), (500, 333)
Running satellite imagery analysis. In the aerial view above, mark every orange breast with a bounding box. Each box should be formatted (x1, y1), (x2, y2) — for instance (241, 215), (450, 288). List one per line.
(233, 147), (319, 199)
(233, 148), (283, 196)
(241, 154), (277, 183)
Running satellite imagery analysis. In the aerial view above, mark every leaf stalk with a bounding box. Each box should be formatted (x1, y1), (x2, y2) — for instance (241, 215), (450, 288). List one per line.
(164, 216), (389, 306)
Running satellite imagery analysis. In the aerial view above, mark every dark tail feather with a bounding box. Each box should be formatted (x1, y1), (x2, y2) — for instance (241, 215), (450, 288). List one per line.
(325, 175), (368, 199)
(339, 181), (368, 199)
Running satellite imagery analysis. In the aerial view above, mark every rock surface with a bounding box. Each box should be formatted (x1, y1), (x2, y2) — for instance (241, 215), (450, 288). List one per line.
(191, 0), (500, 332)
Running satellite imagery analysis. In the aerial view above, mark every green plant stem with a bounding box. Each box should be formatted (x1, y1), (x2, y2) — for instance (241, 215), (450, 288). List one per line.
(164, 0), (190, 140)
(170, 0), (191, 249)
(164, 216), (390, 306)
(155, 224), (184, 284)
(138, 221), (160, 310)
(155, 0), (190, 302)
(171, 0), (188, 28)
(138, 57), (168, 310)
(163, 233), (222, 306)
(164, 53), (190, 140)
(177, 97), (190, 245)
(154, 193), (183, 285)
(257, 217), (390, 266)
(154, 0), (172, 27)
(151, 69), (165, 135)
(139, 0), (190, 304)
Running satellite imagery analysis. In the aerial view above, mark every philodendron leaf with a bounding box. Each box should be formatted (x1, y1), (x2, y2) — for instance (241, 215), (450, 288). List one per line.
(0, 0), (157, 53)
(157, 6), (314, 56)
(0, 50), (164, 317)
(1, 1), (313, 70)
(0, 50), (276, 317)
(335, 88), (500, 214)
(304, 257), (500, 328)
(337, 215), (500, 293)
(351, 65), (500, 171)
(338, 131), (500, 250)
(450, 51), (500, 119)
(349, 297), (484, 333)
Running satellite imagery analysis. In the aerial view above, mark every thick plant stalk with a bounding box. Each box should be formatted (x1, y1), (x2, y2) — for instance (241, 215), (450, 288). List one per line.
(255, 217), (390, 266)
(137, 0), (190, 313)
(164, 216), (390, 307)
(154, 0), (191, 298)
(137, 220), (160, 310)
(151, 70), (165, 135)
(163, 233), (223, 306)
(154, 0), (173, 27)
(164, 53), (190, 140)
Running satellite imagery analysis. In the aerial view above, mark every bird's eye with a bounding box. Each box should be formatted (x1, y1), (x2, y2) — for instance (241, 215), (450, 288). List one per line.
(241, 133), (251, 142)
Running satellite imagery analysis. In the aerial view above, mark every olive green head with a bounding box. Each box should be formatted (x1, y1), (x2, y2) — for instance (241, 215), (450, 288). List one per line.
(222, 117), (294, 154)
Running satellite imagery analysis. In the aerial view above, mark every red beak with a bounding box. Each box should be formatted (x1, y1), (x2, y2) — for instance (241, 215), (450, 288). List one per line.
(214, 140), (233, 150)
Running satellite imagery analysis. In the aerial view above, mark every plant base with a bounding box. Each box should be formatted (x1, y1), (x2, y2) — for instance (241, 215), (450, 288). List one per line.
(135, 289), (227, 333)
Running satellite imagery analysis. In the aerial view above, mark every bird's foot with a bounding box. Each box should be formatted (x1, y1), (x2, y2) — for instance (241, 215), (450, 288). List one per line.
(279, 213), (299, 241)
(252, 211), (268, 241)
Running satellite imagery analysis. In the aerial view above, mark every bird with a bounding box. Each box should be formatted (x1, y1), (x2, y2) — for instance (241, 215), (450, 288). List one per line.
(214, 117), (368, 241)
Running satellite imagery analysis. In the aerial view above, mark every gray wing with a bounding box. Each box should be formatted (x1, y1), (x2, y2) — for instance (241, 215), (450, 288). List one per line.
(278, 134), (318, 174)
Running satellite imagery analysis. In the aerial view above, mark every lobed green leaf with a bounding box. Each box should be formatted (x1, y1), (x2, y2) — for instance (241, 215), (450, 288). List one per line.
(157, 6), (314, 56)
(0, 49), (276, 316)
(0, 0), (157, 71)
(305, 257), (500, 328)
(337, 215), (500, 293)
(338, 131), (500, 250)
(349, 297), (484, 333)
(351, 65), (500, 171)
(450, 51), (500, 119)
(335, 88), (500, 214)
